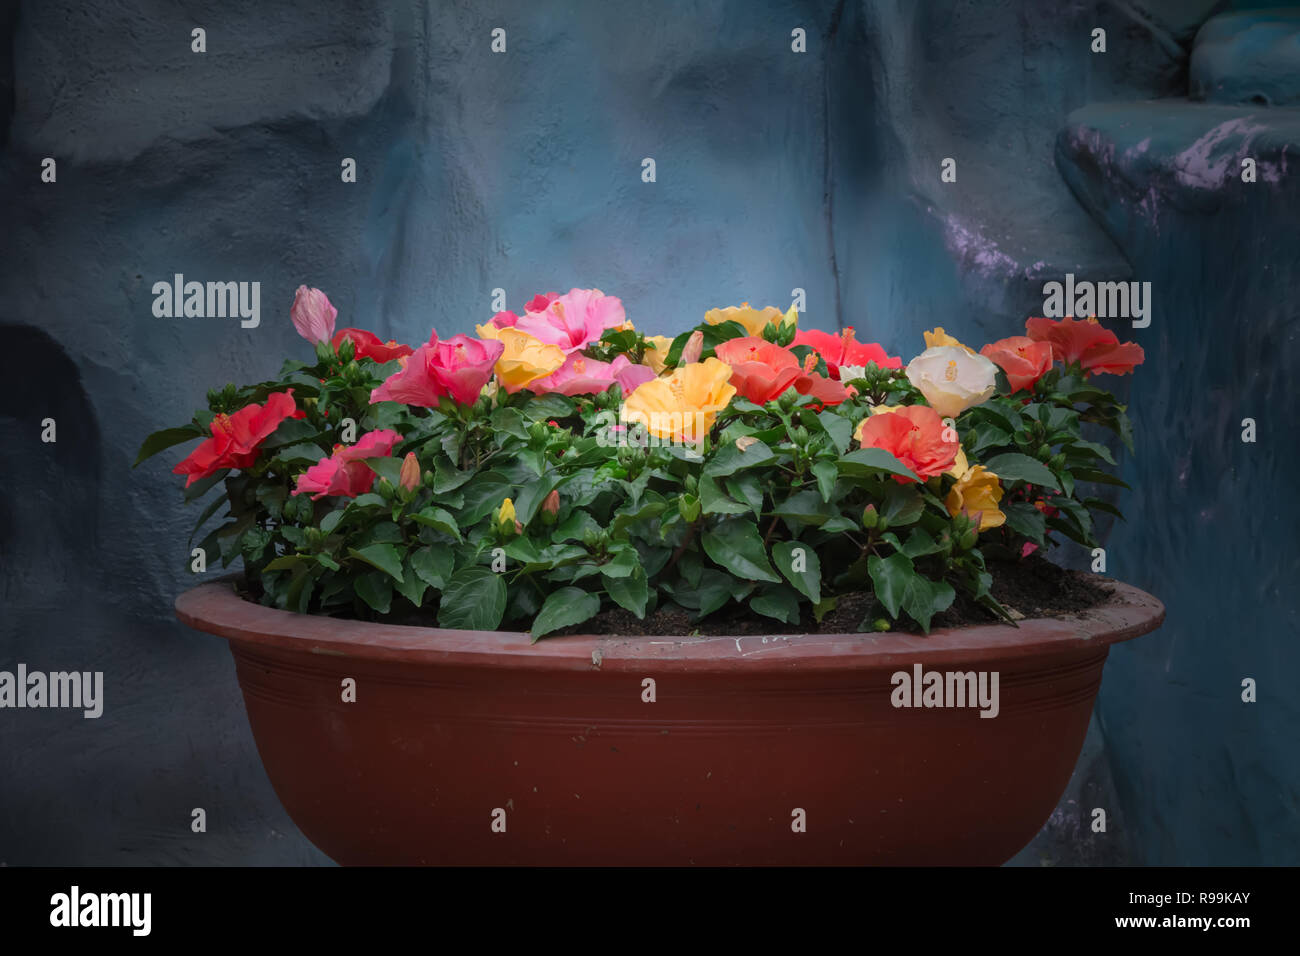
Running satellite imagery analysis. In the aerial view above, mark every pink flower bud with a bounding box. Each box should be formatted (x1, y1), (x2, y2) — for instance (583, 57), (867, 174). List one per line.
(682, 330), (704, 364)
(542, 489), (560, 516)
(291, 286), (338, 345)
(399, 452), (420, 491)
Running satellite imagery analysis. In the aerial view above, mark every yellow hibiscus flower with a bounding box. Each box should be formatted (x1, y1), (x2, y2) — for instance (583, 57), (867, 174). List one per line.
(704, 302), (783, 338)
(622, 357), (736, 444)
(642, 335), (675, 374)
(945, 465), (1006, 531)
(493, 328), (565, 393)
(923, 327), (977, 354)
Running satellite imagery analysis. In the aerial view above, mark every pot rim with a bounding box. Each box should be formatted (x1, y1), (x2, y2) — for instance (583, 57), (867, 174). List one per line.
(175, 574), (1165, 674)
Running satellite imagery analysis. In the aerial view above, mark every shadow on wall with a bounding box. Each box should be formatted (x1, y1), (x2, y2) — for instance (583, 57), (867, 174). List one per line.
(0, 323), (103, 605)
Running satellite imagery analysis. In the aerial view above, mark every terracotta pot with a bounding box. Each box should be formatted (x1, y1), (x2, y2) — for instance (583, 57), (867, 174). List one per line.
(176, 576), (1163, 865)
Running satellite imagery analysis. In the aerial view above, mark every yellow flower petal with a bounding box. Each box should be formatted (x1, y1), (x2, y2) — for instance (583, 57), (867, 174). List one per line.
(622, 357), (736, 443)
(704, 302), (783, 338)
(944, 465), (1006, 531)
(494, 328), (565, 393)
(923, 327), (976, 355)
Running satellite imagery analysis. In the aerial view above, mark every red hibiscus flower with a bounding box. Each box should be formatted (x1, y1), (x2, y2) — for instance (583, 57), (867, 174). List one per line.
(332, 328), (414, 364)
(173, 390), (299, 487)
(292, 429), (403, 500)
(856, 405), (958, 483)
(1025, 316), (1144, 376)
(792, 327), (902, 379)
(979, 336), (1054, 392)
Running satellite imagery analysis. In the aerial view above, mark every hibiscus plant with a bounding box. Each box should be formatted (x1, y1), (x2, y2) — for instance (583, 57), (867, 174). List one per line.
(137, 286), (1143, 636)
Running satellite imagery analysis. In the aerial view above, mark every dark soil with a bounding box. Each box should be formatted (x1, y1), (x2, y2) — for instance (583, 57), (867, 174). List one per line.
(550, 553), (1111, 637)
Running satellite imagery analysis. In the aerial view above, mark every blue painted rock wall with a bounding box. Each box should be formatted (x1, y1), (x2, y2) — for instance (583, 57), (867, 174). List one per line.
(0, 0), (1295, 864)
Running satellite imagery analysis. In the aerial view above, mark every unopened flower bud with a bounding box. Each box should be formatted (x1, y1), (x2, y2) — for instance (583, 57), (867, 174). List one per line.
(398, 452), (420, 492)
(862, 504), (879, 530)
(678, 493), (701, 523)
(681, 330), (705, 364)
(541, 489), (560, 523)
(293, 285), (338, 346)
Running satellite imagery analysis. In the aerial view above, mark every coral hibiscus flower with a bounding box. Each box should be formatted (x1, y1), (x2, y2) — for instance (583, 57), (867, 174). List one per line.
(792, 328), (902, 378)
(1025, 316), (1144, 376)
(713, 337), (802, 404)
(854, 405), (958, 483)
(979, 336), (1054, 392)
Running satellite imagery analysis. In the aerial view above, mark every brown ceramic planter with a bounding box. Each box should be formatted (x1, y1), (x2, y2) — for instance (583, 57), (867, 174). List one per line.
(176, 576), (1163, 866)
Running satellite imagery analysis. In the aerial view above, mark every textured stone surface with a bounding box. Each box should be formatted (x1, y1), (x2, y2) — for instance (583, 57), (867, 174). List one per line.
(1191, 10), (1300, 106)
(1, 0), (1296, 866)
(1057, 100), (1300, 865)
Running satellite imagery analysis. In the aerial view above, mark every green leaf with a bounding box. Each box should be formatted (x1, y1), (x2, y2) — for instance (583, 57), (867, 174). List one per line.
(134, 425), (206, 468)
(772, 540), (821, 603)
(837, 448), (920, 482)
(410, 546), (454, 589)
(693, 569), (735, 617)
(599, 548), (642, 579)
(900, 528), (942, 558)
(519, 393), (576, 422)
(879, 482), (925, 527)
(1002, 501), (1047, 544)
(437, 568), (507, 630)
(355, 571), (393, 614)
(393, 560), (430, 606)
(1070, 466), (1131, 489)
(274, 442), (329, 465)
(489, 406), (531, 441)
(701, 518), (780, 583)
(433, 456), (476, 493)
(816, 411), (854, 455)
(262, 554), (310, 573)
(982, 452), (1061, 491)
(773, 489), (834, 527)
(605, 568), (649, 619)
(867, 551), (913, 618)
(750, 585), (802, 625)
(901, 575), (955, 633)
(260, 417), (322, 450)
(811, 460), (838, 503)
(457, 470), (513, 523)
(320, 509), (345, 534)
(411, 506), (462, 542)
(724, 473), (764, 518)
(364, 456), (405, 486)
(348, 543), (405, 582)
(1065, 439), (1117, 465)
(699, 474), (749, 515)
(865, 551), (953, 631)
(183, 468), (229, 502)
(704, 439), (776, 478)
(187, 493), (229, 544)
(530, 587), (602, 641)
